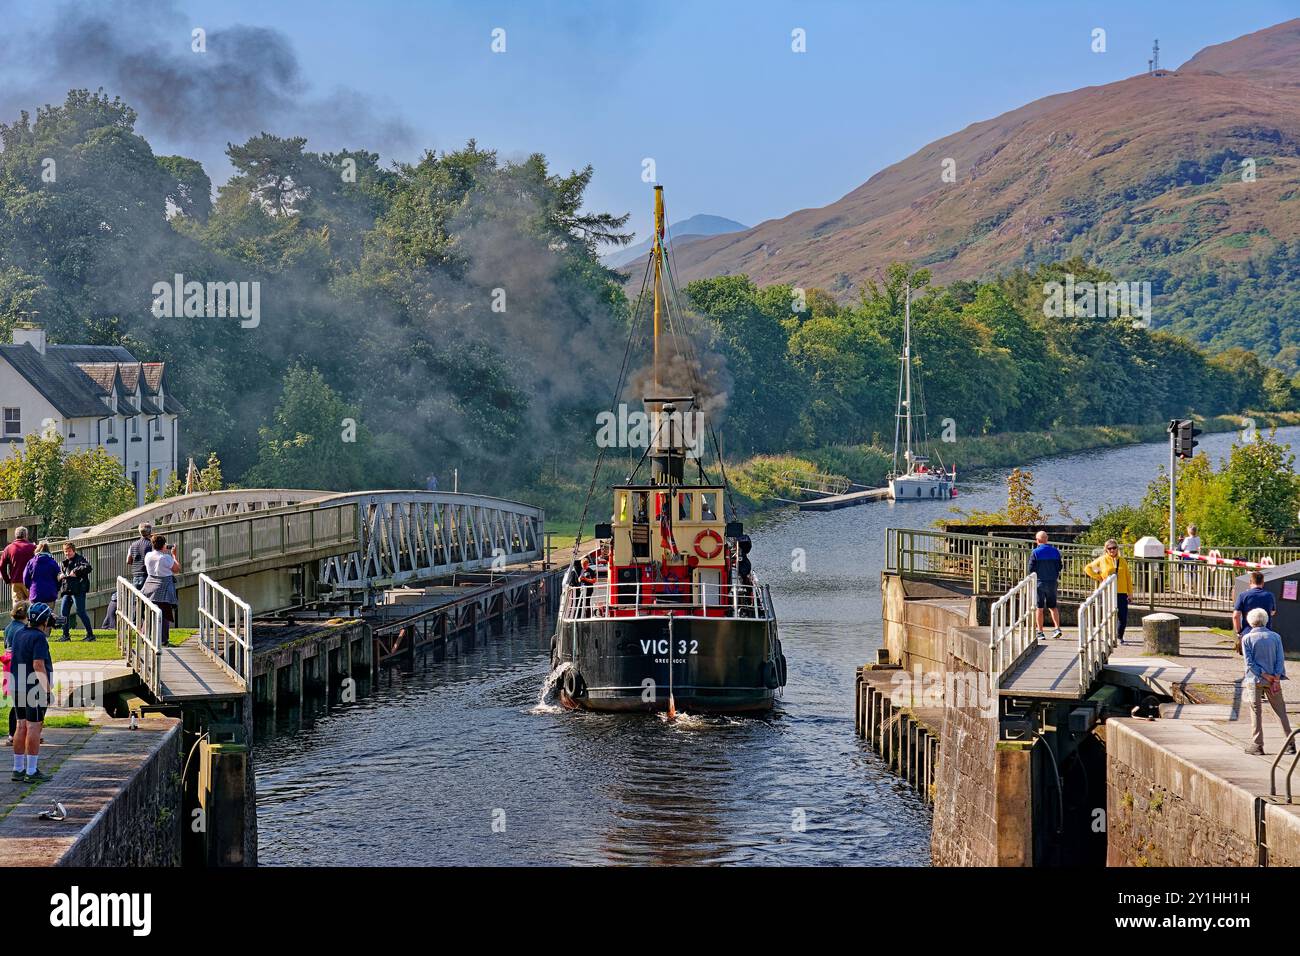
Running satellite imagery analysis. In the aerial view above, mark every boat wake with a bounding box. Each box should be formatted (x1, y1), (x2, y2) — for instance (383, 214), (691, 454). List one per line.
(529, 662), (570, 714)
(658, 710), (745, 730)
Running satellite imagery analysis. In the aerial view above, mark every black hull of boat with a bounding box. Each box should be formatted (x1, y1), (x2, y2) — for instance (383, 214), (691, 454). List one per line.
(551, 615), (785, 714)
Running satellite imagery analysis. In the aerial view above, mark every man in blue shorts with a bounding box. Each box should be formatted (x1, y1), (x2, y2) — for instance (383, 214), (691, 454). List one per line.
(1029, 531), (1063, 640)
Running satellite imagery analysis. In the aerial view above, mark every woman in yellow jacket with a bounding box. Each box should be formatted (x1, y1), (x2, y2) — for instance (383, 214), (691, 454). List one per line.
(1085, 538), (1131, 643)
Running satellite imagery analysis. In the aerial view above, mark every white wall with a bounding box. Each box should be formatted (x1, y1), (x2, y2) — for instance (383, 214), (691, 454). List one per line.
(0, 371), (179, 506)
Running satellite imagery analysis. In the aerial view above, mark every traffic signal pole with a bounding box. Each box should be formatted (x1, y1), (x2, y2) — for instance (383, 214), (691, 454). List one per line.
(1168, 420), (1177, 551)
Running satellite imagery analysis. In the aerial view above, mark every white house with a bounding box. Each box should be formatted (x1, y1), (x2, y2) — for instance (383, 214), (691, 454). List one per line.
(0, 326), (183, 505)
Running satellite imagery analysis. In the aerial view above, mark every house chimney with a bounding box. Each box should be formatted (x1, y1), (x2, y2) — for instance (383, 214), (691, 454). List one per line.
(12, 324), (46, 355)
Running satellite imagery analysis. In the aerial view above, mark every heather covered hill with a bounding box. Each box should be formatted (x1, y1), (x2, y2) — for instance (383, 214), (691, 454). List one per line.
(624, 20), (1300, 362)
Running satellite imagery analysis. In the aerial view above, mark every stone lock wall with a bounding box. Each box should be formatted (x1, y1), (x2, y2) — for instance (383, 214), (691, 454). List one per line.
(59, 721), (183, 867)
(1106, 719), (1258, 867)
(931, 625), (1000, 866)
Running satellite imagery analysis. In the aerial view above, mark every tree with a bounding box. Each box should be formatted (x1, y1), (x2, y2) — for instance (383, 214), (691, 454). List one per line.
(0, 433), (135, 536)
(1006, 468), (1047, 526)
(1224, 433), (1300, 540)
(245, 367), (369, 490)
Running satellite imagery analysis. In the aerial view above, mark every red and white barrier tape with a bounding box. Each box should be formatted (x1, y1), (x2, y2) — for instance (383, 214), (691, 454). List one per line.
(1165, 549), (1274, 569)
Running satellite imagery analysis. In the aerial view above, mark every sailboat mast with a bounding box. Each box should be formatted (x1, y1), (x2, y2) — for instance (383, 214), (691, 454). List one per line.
(652, 185), (665, 392)
(903, 283), (912, 467)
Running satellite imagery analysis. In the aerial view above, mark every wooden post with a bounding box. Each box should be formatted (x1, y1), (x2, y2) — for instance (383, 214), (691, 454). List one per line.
(198, 741), (249, 866)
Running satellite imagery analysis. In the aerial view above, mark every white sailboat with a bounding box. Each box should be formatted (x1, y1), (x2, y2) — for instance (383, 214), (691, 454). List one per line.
(888, 284), (956, 501)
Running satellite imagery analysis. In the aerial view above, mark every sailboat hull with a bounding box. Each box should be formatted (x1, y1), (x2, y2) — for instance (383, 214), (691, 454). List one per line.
(889, 474), (955, 500)
(551, 616), (785, 713)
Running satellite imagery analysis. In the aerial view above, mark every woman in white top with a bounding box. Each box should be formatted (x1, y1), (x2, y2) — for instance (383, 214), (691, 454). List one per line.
(141, 534), (181, 646)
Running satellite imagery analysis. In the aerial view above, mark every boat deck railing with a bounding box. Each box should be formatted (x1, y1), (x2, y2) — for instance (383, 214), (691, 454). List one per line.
(558, 579), (775, 622)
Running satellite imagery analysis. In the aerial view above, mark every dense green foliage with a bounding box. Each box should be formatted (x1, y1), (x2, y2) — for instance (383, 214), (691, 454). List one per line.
(0, 90), (1294, 504)
(1085, 431), (1300, 547)
(685, 261), (1297, 456)
(0, 91), (630, 494)
(0, 433), (136, 536)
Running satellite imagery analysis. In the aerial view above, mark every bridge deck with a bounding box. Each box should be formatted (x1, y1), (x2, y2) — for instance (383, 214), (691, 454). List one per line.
(158, 642), (245, 703)
(998, 628), (1127, 699)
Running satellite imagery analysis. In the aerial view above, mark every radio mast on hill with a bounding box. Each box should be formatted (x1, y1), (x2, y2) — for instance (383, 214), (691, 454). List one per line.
(1148, 39), (1160, 75)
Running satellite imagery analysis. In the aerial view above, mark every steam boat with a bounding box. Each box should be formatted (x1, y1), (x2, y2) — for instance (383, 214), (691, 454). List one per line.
(887, 283), (956, 500)
(551, 185), (786, 714)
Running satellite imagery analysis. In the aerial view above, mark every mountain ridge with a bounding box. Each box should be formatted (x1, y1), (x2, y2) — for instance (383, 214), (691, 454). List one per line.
(621, 19), (1300, 359)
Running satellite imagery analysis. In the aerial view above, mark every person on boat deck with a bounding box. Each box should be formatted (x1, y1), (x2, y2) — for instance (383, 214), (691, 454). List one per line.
(738, 552), (753, 587)
(578, 558), (597, 609)
(1029, 531), (1063, 640)
(1084, 539), (1131, 643)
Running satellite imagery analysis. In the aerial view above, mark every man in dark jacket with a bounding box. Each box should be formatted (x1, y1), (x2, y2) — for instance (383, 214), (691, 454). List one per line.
(0, 527), (36, 605)
(126, 523), (153, 589)
(58, 542), (95, 641)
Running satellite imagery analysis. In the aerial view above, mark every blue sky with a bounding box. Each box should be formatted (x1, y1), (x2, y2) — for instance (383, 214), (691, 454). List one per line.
(4, 0), (1295, 242)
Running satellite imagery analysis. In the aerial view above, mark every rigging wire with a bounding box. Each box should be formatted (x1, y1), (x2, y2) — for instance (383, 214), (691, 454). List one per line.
(571, 253), (654, 560)
(658, 234), (738, 517)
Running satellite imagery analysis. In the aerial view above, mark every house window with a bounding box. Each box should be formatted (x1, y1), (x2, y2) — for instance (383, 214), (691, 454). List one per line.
(130, 417), (139, 437)
(105, 418), (114, 437)
(2, 408), (19, 437)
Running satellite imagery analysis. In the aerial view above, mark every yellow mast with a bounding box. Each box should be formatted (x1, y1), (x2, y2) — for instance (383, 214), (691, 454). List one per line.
(652, 185), (664, 391)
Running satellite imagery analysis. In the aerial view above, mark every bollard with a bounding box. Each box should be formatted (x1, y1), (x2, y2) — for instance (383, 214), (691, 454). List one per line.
(1142, 612), (1180, 656)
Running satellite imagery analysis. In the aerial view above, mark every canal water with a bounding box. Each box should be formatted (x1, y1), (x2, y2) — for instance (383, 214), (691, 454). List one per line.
(254, 424), (1299, 865)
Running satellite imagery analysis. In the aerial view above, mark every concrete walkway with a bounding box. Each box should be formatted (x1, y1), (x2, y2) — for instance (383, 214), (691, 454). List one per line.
(1105, 626), (1300, 852)
(0, 717), (178, 866)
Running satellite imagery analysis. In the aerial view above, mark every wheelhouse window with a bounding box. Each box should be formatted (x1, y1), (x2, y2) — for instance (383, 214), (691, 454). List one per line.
(678, 492), (693, 521)
(700, 491), (717, 521)
(633, 492), (649, 524)
(2, 408), (19, 437)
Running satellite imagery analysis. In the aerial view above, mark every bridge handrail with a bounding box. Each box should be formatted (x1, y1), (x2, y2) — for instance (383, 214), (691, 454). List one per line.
(45, 502), (359, 609)
(116, 576), (162, 699)
(1078, 573), (1119, 695)
(885, 527), (1268, 613)
(197, 574), (251, 692)
(988, 572), (1038, 688)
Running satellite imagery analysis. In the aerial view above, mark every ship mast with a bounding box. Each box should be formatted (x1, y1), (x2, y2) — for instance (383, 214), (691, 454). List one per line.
(652, 184), (664, 393)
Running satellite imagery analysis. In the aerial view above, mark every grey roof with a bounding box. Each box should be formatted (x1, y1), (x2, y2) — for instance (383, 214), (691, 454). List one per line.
(0, 343), (185, 418)
(46, 344), (137, 363)
(0, 344), (108, 416)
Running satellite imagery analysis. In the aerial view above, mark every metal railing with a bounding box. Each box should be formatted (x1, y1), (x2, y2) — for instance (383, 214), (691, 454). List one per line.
(48, 502), (358, 610)
(116, 576), (162, 699)
(1078, 573), (1119, 696)
(197, 573), (251, 691)
(885, 527), (1286, 614)
(559, 579), (775, 622)
(988, 572), (1038, 689)
(1270, 729), (1300, 802)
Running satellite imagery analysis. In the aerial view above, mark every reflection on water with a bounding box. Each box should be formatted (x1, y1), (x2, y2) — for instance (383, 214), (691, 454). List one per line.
(256, 426), (1299, 865)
